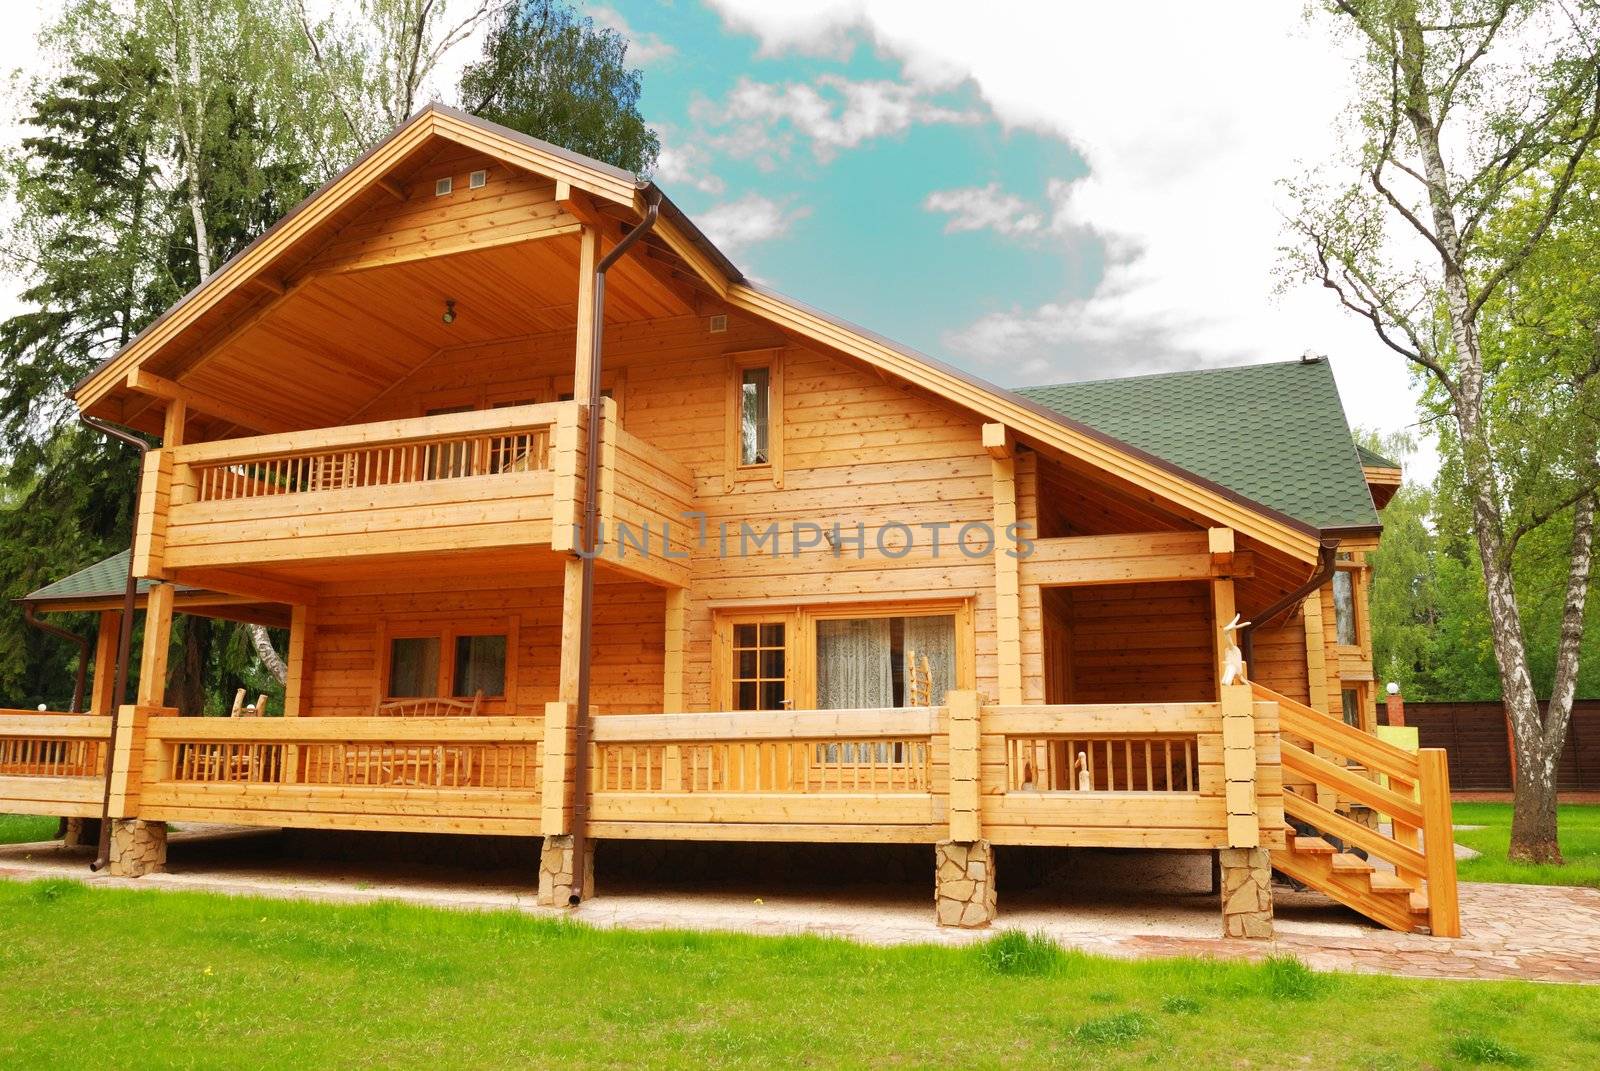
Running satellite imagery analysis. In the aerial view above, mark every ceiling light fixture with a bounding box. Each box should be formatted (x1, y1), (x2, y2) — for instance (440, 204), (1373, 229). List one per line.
(442, 299), (457, 325)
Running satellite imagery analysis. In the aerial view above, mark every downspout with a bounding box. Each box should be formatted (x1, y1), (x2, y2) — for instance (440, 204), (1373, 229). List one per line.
(1239, 537), (1341, 669)
(22, 603), (89, 712)
(569, 189), (663, 903)
(78, 414), (150, 871)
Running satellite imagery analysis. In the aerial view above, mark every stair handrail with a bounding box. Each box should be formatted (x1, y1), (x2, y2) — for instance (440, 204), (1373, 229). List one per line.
(1252, 683), (1460, 938)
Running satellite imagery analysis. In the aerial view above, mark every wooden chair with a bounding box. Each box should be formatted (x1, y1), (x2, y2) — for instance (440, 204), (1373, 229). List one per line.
(230, 688), (268, 717)
(371, 690), (483, 717)
(905, 650), (934, 707)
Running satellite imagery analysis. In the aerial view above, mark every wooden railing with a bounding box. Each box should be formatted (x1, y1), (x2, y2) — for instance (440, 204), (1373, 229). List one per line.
(157, 403), (569, 570)
(139, 716), (544, 836)
(581, 708), (945, 841)
(0, 711), (111, 817)
(592, 402), (698, 586)
(1005, 734), (1199, 792)
(1254, 683), (1459, 937)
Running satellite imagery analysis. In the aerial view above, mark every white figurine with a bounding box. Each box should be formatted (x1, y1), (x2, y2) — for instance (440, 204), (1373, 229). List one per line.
(1220, 612), (1252, 685)
(1074, 751), (1093, 792)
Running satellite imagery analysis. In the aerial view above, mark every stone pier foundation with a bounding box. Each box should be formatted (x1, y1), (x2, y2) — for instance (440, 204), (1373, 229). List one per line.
(108, 819), (166, 877)
(1219, 846), (1273, 938)
(61, 817), (101, 848)
(537, 834), (595, 906)
(935, 839), (997, 928)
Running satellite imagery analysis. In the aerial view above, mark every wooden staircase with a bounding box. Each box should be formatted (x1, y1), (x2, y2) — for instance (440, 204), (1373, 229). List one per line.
(1253, 684), (1460, 937)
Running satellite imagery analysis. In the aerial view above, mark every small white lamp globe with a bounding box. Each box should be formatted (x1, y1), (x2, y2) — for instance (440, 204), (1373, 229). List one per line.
(1386, 682), (1400, 696)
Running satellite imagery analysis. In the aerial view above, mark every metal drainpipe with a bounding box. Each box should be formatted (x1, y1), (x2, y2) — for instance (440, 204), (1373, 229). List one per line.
(78, 414), (150, 871)
(1239, 537), (1341, 668)
(568, 190), (662, 904)
(22, 603), (89, 713)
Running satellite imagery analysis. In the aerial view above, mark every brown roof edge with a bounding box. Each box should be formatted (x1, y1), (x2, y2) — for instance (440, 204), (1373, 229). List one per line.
(741, 281), (1328, 543)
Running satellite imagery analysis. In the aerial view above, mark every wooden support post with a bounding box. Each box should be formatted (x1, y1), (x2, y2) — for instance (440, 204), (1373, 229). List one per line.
(136, 582), (174, 707)
(284, 605), (314, 716)
(1209, 574), (1237, 698)
(1418, 748), (1461, 938)
(558, 559), (584, 705)
(107, 704), (158, 820)
(986, 425), (1022, 706)
(89, 610), (120, 715)
(162, 397), (187, 447)
(947, 690), (981, 842)
(663, 587), (688, 713)
(572, 224), (598, 399)
(541, 700), (576, 835)
(131, 450), (173, 580)
(1221, 682), (1259, 848)
(1301, 593), (1338, 810)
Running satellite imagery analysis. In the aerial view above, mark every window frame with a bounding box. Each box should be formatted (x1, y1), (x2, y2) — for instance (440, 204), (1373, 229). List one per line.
(713, 599), (975, 711)
(375, 614), (520, 711)
(723, 348), (784, 489)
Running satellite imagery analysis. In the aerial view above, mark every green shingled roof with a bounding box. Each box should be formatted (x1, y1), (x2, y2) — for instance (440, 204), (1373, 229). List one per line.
(23, 549), (196, 603)
(1016, 358), (1381, 532)
(1356, 442), (1400, 470)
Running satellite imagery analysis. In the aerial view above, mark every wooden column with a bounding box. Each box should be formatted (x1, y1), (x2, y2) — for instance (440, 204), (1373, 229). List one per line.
(663, 587), (687, 713)
(162, 397), (187, 447)
(1209, 573), (1237, 699)
(1301, 592), (1338, 810)
(284, 605), (314, 716)
(947, 690), (982, 842)
(558, 559), (584, 705)
(572, 224), (598, 397)
(541, 700), (576, 835)
(89, 610), (120, 715)
(984, 425), (1022, 705)
(136, 582), (174, 707)
(1418, 748), (1461, 937)
(1221, 682), (1259, 847)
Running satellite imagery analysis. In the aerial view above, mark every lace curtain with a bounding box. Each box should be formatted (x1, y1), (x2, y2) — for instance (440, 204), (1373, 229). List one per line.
(904, 615), (956, 707)
(815, 618), (893, 709)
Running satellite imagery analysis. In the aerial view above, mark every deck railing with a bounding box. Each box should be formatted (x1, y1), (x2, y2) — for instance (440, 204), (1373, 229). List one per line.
(0, 710), (111, 817)
(139, 715), (544, 836)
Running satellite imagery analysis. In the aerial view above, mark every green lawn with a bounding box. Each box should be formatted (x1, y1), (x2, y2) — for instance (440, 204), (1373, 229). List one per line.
(1453, 802), (1600, 888)
(1, 882), (1598, 1069)
(0, 814), (55, 846)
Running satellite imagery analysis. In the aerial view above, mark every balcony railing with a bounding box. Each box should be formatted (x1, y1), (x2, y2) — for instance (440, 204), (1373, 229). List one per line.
(0, 711), (111, 818)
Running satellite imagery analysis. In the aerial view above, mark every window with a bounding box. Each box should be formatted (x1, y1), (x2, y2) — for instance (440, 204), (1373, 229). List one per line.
(388, 637), (441, 697)
(732, 622), (787, 710)
(1333, 569), (1358, 646)
(1341, 687), (1363, 728)
(381, 620), (516, 703)
(724, 350), (783, 487)
(453, 634), (506, 698)
(815, 614), (956, 709)
(738, 367), (771, 465)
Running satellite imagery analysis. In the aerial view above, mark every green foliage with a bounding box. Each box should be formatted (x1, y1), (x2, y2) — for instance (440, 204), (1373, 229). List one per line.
(1260, 955), (1327, 1000)
(1449, 1033), (1530, 1066)
(974, 928), (1067, 976)
(0, 815), (59, 845)
(459, 0), (659, 173)
(1071, 1010), (1152, 1045)
(1453, 802), (1600, 888)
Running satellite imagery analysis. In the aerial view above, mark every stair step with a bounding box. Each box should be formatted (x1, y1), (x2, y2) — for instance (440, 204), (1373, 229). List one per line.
(1408, 890), (1430, 915)
(1368, 872), (1413, 894)
(1290, 835), (1336, 855)
(1329, 853), (1374, 874)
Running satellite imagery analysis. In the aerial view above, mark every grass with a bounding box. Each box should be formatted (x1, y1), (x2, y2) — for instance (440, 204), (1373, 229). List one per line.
(2, 886), (1599, 1070)
(0, 814), (56, 846)
(1453, 802), (1600, 888)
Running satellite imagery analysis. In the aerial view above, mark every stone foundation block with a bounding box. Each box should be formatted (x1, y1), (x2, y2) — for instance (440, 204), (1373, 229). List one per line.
(537, 834), (595, 906)
(108, 819), (166, 878)
(935, 839), (996, 928)
(1219, 846), (1273, 938)
(62, 817), (101, 849)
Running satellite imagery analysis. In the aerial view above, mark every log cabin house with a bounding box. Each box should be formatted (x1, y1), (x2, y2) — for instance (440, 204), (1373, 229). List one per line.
(1, 105), (1457, 937)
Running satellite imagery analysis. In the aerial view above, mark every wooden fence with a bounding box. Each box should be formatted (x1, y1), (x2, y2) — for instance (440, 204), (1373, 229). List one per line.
(1405, 700), (1600, 792)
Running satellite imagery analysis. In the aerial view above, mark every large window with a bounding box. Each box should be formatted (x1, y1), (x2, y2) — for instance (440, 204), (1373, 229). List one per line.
(381, 620), (514, 702)
(716, 603), (970, 711)
(815, 614), (956, 709)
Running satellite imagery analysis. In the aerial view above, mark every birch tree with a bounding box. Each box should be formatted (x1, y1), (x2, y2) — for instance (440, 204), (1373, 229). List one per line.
(1284, 0), (1600, 861)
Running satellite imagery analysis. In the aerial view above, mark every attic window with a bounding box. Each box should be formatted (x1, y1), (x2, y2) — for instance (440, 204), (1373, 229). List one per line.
(435, 176), (453, 196)
(469, 169), (487, 189)
(709, 314), (728, 333)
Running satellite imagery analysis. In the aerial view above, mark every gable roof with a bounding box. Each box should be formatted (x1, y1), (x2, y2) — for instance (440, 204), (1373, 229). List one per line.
(1356, 442), (1400, 470)
(71, 104), (1352, 563)
(1017, 358), (1380, 532)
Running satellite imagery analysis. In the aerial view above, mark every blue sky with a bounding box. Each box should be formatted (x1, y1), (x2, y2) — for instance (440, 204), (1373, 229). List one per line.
(606, 0), (1092, 377)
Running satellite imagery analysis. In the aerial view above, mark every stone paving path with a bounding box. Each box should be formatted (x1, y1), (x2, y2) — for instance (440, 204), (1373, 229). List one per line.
(2, 834), (1596, 985)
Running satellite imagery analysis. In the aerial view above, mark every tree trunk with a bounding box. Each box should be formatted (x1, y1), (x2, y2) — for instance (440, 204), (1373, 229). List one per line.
(165, 616), (213, 715)
(251, 625), (287, 684)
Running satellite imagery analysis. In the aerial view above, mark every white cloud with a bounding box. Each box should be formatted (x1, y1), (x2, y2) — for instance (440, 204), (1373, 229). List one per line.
(923, 182), (1044, 237)
(589, 5), (677, 66)
(696, 193), (810, 256)
(692, 74), (981, 164)
(654, 138), (726, 194)
(705, 1), (1435, 472)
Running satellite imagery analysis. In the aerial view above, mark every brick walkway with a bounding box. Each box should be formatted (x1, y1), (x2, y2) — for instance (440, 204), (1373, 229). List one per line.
(2, 833), (1596, 985)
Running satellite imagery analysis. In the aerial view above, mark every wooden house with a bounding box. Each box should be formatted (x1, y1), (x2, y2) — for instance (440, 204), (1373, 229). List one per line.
(0, 106), (1456, 937)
